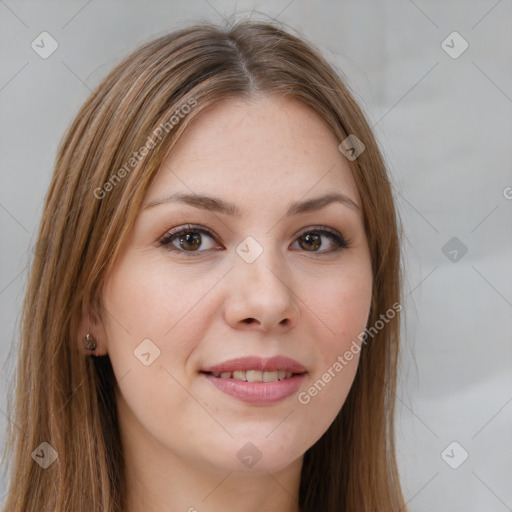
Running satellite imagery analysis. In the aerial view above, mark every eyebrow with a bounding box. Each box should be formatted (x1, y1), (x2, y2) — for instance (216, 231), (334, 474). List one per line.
(143, 191), (360, 216)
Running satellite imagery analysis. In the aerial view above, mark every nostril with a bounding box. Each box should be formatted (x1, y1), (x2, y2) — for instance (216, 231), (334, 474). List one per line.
(244, 318), (255, 324)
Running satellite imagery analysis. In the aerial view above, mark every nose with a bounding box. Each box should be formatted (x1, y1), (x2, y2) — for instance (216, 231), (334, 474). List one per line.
(223, 249), (300, 333)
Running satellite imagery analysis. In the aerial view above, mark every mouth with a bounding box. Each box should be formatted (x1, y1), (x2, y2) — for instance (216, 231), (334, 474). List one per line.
(201, 369), (302, 382)
(200, 356), (307, 405)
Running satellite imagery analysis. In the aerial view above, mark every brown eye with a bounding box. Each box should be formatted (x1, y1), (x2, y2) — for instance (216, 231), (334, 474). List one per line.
(298, 232), (322, 251)
(158, 225), (220, 255)
(293, 228), (349, 254)
(177, 232), (202, 251)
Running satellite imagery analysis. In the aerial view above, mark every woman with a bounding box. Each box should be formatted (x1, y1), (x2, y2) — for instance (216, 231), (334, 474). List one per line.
(2, 20), (406, 512)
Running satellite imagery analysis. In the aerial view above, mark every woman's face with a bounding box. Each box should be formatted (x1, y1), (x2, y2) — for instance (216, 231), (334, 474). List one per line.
(98, 94), (372, 476)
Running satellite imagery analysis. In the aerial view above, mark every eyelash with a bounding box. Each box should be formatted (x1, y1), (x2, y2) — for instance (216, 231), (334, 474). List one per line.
(157, 224), (350, 257)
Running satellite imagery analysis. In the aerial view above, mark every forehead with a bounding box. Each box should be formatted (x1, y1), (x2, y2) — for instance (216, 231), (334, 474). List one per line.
(146, 94), (360, 208)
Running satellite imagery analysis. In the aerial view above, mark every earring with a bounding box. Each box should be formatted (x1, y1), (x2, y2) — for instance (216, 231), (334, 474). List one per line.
(83, 332), (97, 352)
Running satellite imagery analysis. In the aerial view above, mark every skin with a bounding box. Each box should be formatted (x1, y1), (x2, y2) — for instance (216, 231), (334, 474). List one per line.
(81, 94), (373, 512)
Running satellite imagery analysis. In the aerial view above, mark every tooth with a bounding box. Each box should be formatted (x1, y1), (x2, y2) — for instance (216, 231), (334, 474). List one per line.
(232, 371), (247, 381)
(262, 371), (279, 382)
(218, 370), (296, 382)
(246, 370), (263, 382)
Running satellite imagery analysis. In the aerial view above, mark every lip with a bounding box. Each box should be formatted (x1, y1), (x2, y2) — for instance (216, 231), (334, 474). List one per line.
(200, 356), (307, 405)
(201, 355), (307, 374)
(202, 373), (307, 405)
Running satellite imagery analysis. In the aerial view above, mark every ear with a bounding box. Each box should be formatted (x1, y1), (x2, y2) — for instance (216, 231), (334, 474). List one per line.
(77, 300), (108, 356)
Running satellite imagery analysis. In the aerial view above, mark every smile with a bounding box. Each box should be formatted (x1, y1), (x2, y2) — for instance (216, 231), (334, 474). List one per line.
(205, 370), (297, 382)
(200, 356), (307, 405)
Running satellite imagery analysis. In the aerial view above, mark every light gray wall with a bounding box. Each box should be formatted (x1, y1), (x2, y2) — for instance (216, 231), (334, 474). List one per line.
(1, 1), (511, 510)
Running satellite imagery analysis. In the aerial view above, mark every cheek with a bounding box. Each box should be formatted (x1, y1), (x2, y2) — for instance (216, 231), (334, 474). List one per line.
(99, 262), (204, 424)
(101, 260), (218, 440)
(297, 263), (371, 428)
(313, 264), (373, 354)
(102, 256), (213, 350)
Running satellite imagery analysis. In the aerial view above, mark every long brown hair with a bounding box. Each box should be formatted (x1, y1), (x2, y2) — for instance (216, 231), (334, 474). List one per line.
(2, 20), (405, 511)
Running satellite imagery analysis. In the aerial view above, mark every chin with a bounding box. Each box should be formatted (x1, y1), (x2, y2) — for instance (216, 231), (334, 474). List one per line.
(201, 433), (308, 475)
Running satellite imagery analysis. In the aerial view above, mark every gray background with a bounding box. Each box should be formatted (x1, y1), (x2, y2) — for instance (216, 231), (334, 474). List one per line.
(1, 1), (511, 510)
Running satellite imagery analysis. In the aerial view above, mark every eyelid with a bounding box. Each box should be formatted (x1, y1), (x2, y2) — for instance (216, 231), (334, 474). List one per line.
(294, 224), (343, 241)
